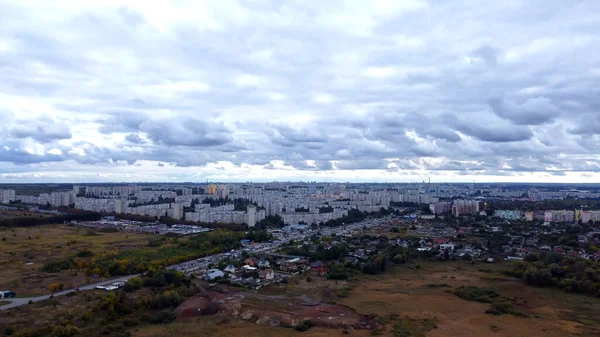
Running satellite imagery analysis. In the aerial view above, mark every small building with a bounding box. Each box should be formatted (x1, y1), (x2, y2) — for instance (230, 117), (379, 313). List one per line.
(257, 259), (270, 268)
(310, 261), (327, 276)
(259, 268), (275, 281)
(204, 269), (224, 281)
(245, 257), (258, 266)
(224, 264), (236, 273)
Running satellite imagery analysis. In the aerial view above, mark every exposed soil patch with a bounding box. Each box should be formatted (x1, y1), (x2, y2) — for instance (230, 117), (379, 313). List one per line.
(176, 283), (378, 330)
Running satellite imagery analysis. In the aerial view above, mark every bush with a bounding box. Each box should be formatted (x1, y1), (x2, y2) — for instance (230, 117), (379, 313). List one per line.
(123, 319), (139, 327)
(150, 290), (183, 310)
(151, 309), (176, 324)
(306, 276), (312, 283)
(76, 249), (94, 258)
(123, 277), (143, 292)
(4, 326), (16, 336)
(425, 283), (451, 288)
(81, 312), (91, 322)
(453, 286), (500, 303)
(49, 325), (80, 337)
(294, 319), (314, 332)
(484, 308), (502, 316)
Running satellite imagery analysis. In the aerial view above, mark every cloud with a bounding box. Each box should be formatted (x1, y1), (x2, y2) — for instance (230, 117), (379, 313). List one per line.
(488, 96), (561, 125)
(470, 45), (499, 68)
(0, 0), (599, 182)
(125, 133), (144, 144)
(9, 120), (72, 143)
(140, 118), (233, 147)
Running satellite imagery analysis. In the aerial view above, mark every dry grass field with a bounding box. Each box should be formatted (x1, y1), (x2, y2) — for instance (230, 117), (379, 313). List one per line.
(0, 225), (153, 295)
(132, 261), (600, 337)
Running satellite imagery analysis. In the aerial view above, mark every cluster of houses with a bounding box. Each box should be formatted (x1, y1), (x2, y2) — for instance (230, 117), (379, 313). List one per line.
(202, 255), (330, 286)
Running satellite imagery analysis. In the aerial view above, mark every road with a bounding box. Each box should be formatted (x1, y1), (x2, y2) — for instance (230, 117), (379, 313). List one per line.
(0, 275), (136, 311)
(0, 216), (390, 311)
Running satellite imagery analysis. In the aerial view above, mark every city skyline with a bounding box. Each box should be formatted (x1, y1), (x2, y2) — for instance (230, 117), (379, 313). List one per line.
(1, 1), (599, 183)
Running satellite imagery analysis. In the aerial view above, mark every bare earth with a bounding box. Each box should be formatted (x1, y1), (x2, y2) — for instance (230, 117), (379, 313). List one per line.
(133, 261), (600, 337)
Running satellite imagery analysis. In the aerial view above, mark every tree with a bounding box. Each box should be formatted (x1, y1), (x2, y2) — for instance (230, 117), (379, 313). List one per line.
(393, 254), (405, 264)
(49, 325), (80, 337)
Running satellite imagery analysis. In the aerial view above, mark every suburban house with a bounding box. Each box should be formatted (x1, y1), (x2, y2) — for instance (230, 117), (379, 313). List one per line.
(230, 271), (243, 282)
(310, 261), (327, 276)
(257, 259), (270, 268)
(204, 269), (224, 281)
(224, 264), (236, 273)
(245, 257), (258, 266)
(258, 268), (275, 281)
(278, 258), (309, 273)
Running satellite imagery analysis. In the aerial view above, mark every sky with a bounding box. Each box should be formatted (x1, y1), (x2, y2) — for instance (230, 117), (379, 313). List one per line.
(0, 0), (599, 184)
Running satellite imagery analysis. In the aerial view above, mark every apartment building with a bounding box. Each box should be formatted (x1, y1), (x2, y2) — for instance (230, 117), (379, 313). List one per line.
(0, 189), (15, 204)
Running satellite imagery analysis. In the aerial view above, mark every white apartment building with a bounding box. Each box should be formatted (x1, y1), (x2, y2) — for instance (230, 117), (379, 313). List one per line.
(495, 210), (521, 220)
(0, 189), (15, 204)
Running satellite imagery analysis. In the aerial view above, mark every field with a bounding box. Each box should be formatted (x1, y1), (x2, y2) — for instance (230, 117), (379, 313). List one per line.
(131, 261), (600, 337)
(0, 225), (153, 295)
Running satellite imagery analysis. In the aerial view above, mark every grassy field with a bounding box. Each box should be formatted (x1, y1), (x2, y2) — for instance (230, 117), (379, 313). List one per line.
(131, 260), (600, 337)
(0, 225), (153, 295)
(340, 261), (600, 337)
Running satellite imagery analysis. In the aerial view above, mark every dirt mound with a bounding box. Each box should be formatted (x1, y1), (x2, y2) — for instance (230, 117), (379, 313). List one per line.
(176, 287), (379, 330)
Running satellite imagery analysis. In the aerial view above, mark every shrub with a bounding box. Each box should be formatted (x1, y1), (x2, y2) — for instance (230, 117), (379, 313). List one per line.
(425, 283), (451, 288)
(81, 312), (91, 322)
(151, 310), (176, 324)
(453, 286), (499, 303)
(123, 319), (139, 327)
(76, 250), (94, 258)
(294, 319), (314, 332)
(4, 326), (16, 336)
(49, 325), (80, 337)
(123, 277), (143, 292)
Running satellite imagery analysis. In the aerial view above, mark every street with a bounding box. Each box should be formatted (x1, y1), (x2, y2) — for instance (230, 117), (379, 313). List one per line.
(0, 216), (387, 311)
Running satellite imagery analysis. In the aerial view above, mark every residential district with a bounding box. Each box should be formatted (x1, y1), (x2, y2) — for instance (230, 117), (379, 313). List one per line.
(1, 182), (600, 287)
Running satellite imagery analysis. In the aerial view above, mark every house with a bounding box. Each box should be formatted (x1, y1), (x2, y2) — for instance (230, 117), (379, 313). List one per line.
(230, 271), (243, 282)
(439, 244), (455, 253)
(353, 249), (366, 259)
(245, 257), (258, 266)
(257, 259), (271, 268)
(310, 261), (327, 276)
(242, 265), (257, 271)
(344, 256), (358, 265)
(258, 268), (275, 281)
(224, 264), (236, 274)
(204, 269), (224, 281)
